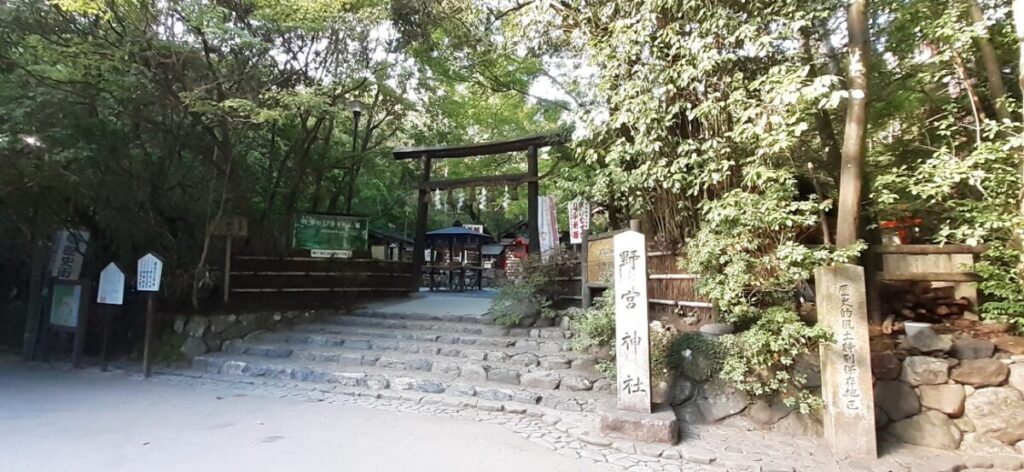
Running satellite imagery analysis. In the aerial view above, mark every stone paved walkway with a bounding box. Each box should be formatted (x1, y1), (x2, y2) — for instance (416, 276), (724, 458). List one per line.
(153, 366), (967, 472)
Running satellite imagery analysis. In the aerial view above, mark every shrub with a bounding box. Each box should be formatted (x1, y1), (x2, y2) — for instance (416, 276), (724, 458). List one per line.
(571, 292), (615, 351)
(975, 243), (1024, 331)
(717, 307), (831, 412)
(492, 255), (558, 327)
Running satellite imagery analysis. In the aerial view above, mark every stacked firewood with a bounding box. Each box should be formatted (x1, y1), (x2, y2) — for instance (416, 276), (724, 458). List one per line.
(880, 283), (976, 334)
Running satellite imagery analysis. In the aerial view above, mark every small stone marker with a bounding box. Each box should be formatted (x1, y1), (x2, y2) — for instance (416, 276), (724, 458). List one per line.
(136, 253), (163, 292)
(613, 230), (651, 414)
(97, 262), (125, 305)
(815, 263), (877, 458)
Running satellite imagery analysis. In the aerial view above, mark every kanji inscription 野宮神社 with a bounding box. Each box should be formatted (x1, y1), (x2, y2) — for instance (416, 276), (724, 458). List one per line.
(613, 230), (651, 414)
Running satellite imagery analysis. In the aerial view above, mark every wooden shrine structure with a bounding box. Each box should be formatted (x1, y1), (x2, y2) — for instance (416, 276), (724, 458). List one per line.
(392, 132), (569, 286)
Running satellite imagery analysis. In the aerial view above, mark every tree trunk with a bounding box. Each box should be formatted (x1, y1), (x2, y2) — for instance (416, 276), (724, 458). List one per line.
(970, 0), (1010, 122)
(1013, 0), (1024, 259)
(836, 0), (870, 248)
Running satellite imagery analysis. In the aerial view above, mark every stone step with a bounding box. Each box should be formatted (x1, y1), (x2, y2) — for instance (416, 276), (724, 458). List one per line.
(252, 329), (585, 362)
(222, 341), (603, 391)
(234, 335), (597, 370)
(326, 315), (567, 339)
(347, 309), (494, 324)
(346, 309), (570, 339)
(191, 353), (610, 412)
(287, 324), (574, 353)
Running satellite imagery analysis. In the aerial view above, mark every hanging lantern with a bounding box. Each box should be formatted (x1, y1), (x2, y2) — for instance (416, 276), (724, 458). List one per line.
(510, 184), (520, 201)
(446, 189), (456, 209)
(457, 189), (466, 213)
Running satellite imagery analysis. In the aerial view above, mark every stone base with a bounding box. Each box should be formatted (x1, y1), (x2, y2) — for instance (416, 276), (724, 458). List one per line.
(598, 400), (679, 445)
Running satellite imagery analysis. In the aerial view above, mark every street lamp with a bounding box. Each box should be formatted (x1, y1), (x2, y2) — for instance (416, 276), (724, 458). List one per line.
(347, 99), (366, 152)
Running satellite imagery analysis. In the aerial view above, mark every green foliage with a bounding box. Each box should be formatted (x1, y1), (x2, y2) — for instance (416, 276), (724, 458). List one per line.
(671, 332), (725, 381)
(687, 171), (863, 326)
(491, 255), (558, 327)
(718, 308), (831, 412)
(976, 243), (1024, 331)
(571, 293), (616, 352)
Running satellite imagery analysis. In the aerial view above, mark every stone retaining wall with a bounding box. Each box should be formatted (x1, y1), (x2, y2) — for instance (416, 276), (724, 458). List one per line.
(172, 310), (322, 360)
(872, 329), (1024, 455)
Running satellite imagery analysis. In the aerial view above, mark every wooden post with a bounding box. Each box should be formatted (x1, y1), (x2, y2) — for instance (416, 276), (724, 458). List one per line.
(71, 279), (92, 369)
(100, 305), (112, 372)
(581, 226), (591, 309)
(223, 236), (232, 303)
(142, 292), (156, 378)
(527, 145), (540, 254)
(22, 242), (48, 361)
(413, 156), (432, 292)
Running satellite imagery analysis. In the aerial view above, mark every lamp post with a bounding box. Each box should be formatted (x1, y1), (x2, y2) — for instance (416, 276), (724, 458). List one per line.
(347, 99), (365, 152)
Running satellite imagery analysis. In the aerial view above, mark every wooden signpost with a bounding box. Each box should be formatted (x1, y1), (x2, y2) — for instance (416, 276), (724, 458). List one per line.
(96, 262), (126, 372)
(137, 252), (164, 378)
(613, 230), (652, 413)
(41, 278), (92, 368)
(815, 263), (877, 458)
(210, 215), (247, 303)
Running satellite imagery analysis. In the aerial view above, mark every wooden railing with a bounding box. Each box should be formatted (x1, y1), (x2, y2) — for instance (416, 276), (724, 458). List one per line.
(228, 255), (415, 306)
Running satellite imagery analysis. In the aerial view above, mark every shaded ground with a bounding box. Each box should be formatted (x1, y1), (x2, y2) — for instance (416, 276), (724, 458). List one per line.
(362, 290), (496, 317)
(0, 357), (597, 472)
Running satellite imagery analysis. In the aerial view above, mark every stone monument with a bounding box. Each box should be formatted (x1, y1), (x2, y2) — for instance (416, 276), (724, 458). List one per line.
(598, 230), (678, 444)
(815, 263), (877, 458)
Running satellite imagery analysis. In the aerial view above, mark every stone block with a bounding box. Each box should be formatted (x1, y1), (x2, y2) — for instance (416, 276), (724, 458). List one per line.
(486, 368), (520, 385)
(900, 356), (950, 386)
(597, 400), (678, 445)
(539, 356), (570, 369)
(964, 387), (1024, 444)
(887, 410), (963, 450)
(904, 330), (954, 354)
(871, 351), (902, 380)
(952, 338), (996, 360)
(694, 379), (749, 422)
(994, 335), (1024, 355)
(560, 376), (593, 391)
(180, 337), (208, 360)
(184, 316), (209, 337)
(748, 398), (794, 425)
(521, 371), (561, 390)
(950, 359), (1009, 387)
(1009, 364), (1024, 395)
(668, 375), (697, 406)
(874, 380), (920, 421)
(919, 384), (966, 416)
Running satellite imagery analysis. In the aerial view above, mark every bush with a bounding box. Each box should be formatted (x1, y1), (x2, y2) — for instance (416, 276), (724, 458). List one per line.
(492, 255), (558, 327)
(976, 243), (1024, 331)
(717, 307), (830, 412)
(571, 293), (615, 351)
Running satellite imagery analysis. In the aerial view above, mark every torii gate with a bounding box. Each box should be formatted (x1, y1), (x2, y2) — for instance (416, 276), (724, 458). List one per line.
(392, 132), (569, 284)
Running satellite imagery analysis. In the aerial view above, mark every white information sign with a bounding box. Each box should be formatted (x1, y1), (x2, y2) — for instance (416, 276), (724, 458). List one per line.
(538, 196), (559, 261)
(311, 249), (353, 259)
(97, 262), (126, 305)
(136, 253), (164, 292)
(568, 198), (590, 244)
(613, 230), (652, 413)
(464, 224), (485, 234)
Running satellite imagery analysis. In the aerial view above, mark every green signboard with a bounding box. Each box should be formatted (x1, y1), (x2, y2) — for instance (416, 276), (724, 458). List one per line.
(293, 213), (368, 253)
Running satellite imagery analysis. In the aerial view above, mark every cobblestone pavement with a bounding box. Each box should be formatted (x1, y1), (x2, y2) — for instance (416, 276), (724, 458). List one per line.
(152, 367), (967, 472)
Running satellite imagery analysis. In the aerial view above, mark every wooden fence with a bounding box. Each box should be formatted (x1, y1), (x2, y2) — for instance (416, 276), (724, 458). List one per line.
(552, 232), (716, 332)
(228, 255), (415, 307)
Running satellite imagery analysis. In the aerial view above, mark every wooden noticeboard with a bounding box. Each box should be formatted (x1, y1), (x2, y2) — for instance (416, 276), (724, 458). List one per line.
(587, 233), (618, 283)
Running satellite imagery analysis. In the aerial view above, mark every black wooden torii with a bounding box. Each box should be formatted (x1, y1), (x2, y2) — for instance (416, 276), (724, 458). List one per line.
(392, 131), (569, 282)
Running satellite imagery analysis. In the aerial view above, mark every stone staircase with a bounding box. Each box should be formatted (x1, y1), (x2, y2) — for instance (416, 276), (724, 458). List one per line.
(190, 308), (613, 412)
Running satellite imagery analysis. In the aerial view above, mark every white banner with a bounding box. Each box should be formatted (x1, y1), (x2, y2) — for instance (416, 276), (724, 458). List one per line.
(538, 196), (559, 261)
(568, 198), (590, 244)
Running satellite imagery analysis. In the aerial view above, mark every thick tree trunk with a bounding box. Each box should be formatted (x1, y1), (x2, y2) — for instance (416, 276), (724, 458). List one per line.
(970, 0), (1010, 122)
(836, 0), (870, 248)
(1013, 0), (1024, 258)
